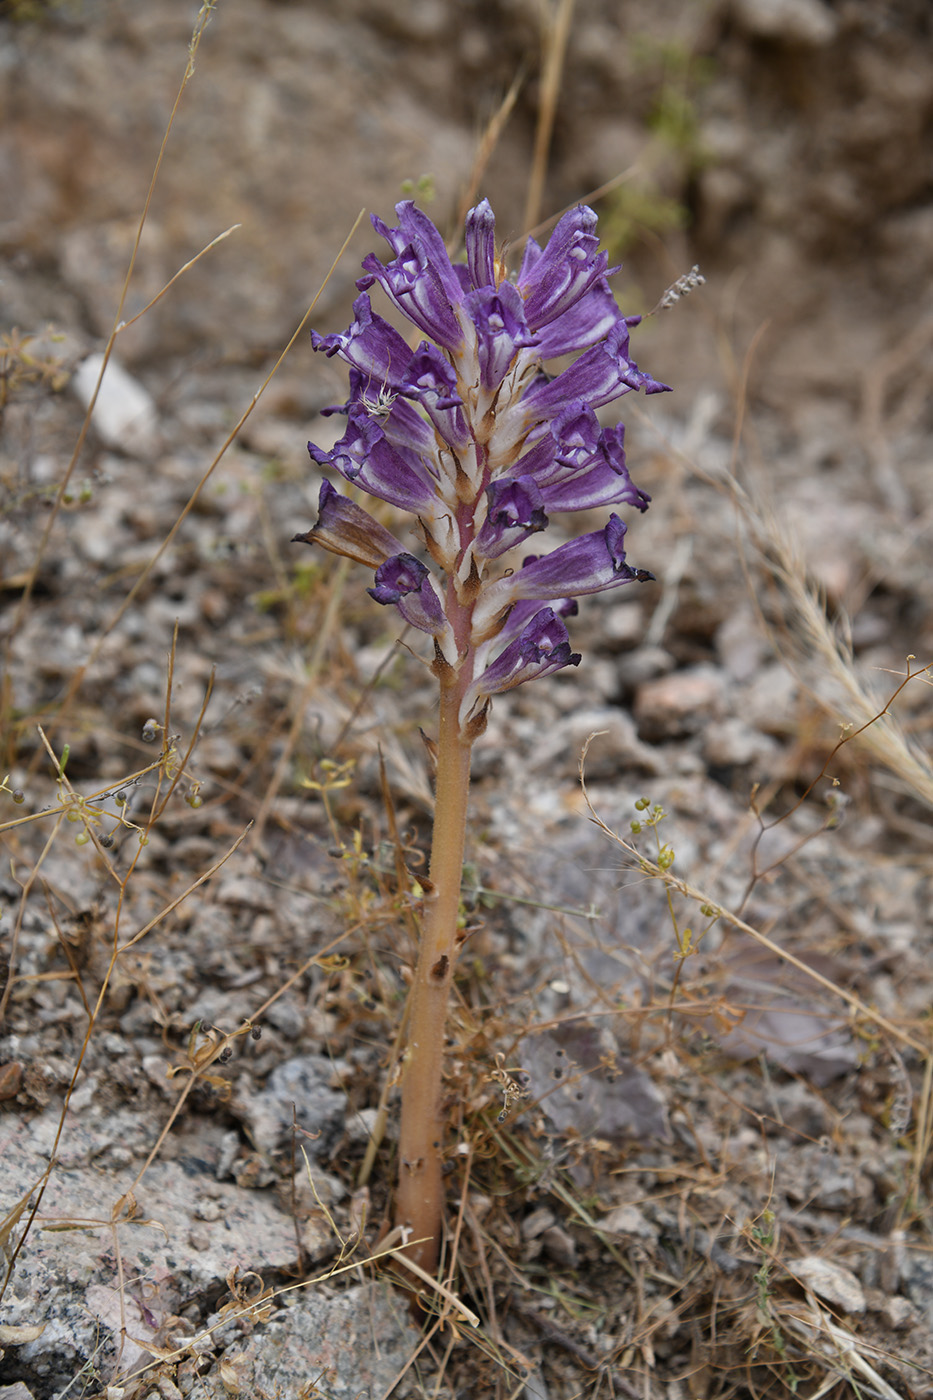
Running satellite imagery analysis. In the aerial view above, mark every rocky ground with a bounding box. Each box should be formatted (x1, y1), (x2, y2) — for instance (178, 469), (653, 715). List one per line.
(1, 1), (932, 1398)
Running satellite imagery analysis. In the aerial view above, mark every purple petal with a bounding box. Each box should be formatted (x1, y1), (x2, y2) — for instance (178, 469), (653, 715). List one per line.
(533, 277), (627, 357)
(517, 207), (610, 331)
(368, 553), (451, 640)
(404, 344), (471, 448)
(292, 479), (406, 568)
(465, 198), (497, 290)
(311, 294), (413, 388)
(524, 321), (672, 418)
(309, 408), (440, 516)
(465, 282), (538, 391)
(535, 414), (650, 513)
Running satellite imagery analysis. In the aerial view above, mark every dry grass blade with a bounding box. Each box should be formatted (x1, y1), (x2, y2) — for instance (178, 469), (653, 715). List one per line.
(740, 492), (933, 810)
(636, 398), (933, 813)
(580, 738), (928, 1057)
(523, 0), (577, 234)
(783, 1295), (911, 1400)
(3, 0), (219, 644)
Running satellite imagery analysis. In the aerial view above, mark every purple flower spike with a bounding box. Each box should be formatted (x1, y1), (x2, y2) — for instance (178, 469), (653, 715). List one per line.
(299, 198), (673, 1275)
(300, 196), (669, 709)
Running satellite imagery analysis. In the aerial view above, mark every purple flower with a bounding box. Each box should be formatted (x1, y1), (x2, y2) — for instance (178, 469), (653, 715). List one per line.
(358, 203), (467, 353)
(461, 608), (581, 723)
(471, 515), (652, 640)
(368, 554), (456, 657)
(474, 476), (548, 560)
(292, 479), (406, 569)
(299, 198), (668, 708)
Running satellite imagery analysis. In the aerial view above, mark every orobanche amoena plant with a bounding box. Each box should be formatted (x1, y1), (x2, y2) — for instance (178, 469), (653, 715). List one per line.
(294, 200), (670, 1276)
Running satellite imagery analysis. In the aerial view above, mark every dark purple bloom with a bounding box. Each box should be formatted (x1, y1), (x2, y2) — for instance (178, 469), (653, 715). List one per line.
(474, 476), (548, 560)
(311, 294), (413, 390)
(517, 206), (611, 330)
(465, 282), (538, 391)
(464, 198), (497, 290)
(368, 553), (454, 653)
(462, 608), (581, 722)
(358, 203), (467, 353)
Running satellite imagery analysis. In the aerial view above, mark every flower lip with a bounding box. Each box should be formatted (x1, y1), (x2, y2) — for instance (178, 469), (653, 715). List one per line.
(367, 551), (453, 649)
(310, 293), (413, 388)
(474, 475), (548, 561)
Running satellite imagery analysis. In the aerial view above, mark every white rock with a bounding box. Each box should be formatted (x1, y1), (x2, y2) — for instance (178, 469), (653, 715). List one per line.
(71, 353), (158, 458)
(787, 1256), (866, 1313)
(601, 1205), (658, 1242)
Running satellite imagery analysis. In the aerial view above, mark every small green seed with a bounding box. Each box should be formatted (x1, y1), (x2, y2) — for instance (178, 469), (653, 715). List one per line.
(75, 830), (90, 846)
(12, 789), (25, 805)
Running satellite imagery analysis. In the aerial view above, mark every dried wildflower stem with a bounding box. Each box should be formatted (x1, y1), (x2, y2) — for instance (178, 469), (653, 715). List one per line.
(396, 675), (473, 1273)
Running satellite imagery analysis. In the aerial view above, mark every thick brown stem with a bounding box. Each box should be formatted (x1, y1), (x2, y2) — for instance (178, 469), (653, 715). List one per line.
(394, 680), (472, 1275)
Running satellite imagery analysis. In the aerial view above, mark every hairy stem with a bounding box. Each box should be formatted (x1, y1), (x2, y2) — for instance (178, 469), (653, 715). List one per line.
(395, 677), (473, 1275)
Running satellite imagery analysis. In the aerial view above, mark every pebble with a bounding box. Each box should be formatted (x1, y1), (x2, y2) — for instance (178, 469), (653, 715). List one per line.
(71, 352), (159, 459)
(732, 0), (837, 44)
(703, 717), (779, 769)
(634, 665), (724, 740)
(787, 1256), (865, 1313)
(600, 1204), (658, 1242)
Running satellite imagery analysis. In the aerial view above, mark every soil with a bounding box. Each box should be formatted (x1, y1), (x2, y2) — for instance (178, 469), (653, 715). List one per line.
(1, 2), (932, 1398)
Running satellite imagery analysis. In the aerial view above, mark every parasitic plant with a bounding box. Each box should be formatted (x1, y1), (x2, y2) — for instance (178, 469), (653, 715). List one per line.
(294, 199), (669, 1275)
